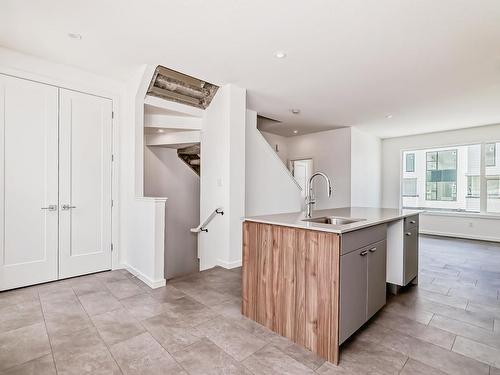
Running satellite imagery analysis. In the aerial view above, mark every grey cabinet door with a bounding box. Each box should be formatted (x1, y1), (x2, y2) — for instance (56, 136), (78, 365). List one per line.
(367, 240), (387, 319)
(340, 248), (368, 344)
(404, 226), (418, 284)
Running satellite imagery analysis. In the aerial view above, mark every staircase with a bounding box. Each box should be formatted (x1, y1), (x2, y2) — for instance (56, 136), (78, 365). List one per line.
(177, 144), (200, 176)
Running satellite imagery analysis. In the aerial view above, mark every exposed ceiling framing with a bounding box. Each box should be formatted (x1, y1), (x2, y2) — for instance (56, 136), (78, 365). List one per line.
(147, 66), (219, 109)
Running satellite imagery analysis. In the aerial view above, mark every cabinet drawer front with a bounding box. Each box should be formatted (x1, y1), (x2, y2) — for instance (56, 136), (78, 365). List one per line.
(404, 215), (419, 231)
(341, 224), (387, 255)
(404, 227), (419, 284)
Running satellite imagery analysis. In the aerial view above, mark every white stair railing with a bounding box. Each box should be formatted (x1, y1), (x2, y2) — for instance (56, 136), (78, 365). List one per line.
(190, 207), (224, 233)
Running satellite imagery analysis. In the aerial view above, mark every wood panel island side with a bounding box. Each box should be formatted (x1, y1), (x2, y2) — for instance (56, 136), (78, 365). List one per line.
(241, 207), (421, 365)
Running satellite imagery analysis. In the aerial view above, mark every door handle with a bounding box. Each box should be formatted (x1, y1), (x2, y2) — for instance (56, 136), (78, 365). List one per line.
(41, 205), (58, 211)
(410, 220), (416, 224)
(360, 250), (368, 256)
(406, 232), (412, 236)
(369, 247), (377, 253)
(61, 204), (76, 210)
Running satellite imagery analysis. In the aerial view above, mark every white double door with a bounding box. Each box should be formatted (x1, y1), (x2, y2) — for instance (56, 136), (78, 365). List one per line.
(0, 74), (113, 290)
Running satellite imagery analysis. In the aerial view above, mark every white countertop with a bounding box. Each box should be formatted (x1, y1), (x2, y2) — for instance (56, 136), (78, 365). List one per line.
(244, 207), (422, 234)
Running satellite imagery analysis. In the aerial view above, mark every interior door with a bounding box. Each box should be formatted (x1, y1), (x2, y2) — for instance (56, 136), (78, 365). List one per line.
(0, 75), (59, 290)
(59, 89), (113, 278)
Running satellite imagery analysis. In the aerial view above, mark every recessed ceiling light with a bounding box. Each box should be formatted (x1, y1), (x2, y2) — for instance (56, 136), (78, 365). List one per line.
(293, 130), (299, 134)
(157, 129), (165, 133)
(291, 109), (301, 114)
(274, 50), (287, 59)
(68, 33), (82, 40)
(386, 114), (393, 119)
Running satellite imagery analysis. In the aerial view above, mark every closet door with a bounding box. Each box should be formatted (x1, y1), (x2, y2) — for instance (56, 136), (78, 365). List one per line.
(0, 75), (59, 290)
(59, 89), (113, 278)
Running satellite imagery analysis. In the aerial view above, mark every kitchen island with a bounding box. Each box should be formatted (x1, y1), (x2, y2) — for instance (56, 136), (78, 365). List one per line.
(242, 207), (421, 364)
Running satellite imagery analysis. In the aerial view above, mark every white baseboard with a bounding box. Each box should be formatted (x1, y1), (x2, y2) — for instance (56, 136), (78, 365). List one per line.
(420, 230), (500, 243)
(123, 264), (166, 289)
(217, 259), (242, 269)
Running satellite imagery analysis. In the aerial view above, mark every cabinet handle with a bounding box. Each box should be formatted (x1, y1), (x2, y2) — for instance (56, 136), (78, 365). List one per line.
(360, 250), (368, 256)
(406, 232), (412, 236)
(369, 247), (377, 253)
(410, 220), (416, 224)
(61, 204), (76, 210)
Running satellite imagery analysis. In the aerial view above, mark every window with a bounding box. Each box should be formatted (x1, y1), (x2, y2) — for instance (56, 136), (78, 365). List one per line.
(486, 143), (496, 167)
(405, 153), (415, 172)
(425, 150), (457, 201)
(467, 176), (480, 198)
(486, 177), (500, 213)
(402, 178), (417, 197)
(402, 145), (481, 213)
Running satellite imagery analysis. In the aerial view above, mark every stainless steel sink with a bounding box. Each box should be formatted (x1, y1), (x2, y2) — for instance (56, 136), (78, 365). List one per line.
(302, 216), (365, 225)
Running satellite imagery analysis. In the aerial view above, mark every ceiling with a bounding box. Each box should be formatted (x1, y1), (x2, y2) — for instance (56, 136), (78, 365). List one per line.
(1, 0), (500, 138)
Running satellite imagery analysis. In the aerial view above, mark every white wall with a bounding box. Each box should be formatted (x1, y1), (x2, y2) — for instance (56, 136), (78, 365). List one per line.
(382, 123), (500, 242)
(351, 127), (382, 207)
(144, 146), (200, 279)
(260, 131), (289, 165)
(199, 85), (246, 270)
(287, 128), (352, 209)
(245, 110), (302, 216)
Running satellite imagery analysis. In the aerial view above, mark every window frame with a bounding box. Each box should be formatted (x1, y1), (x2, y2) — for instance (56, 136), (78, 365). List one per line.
(425, 149), (457, 202)
(485, 143), (496, 167)
(405, 153), (415, 172)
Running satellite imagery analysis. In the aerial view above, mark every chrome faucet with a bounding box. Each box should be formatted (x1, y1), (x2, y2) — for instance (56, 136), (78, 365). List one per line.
(305, 172), (332, 218)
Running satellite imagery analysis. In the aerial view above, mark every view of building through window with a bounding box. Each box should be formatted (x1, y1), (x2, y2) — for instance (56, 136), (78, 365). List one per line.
(402, 142), (500, 213)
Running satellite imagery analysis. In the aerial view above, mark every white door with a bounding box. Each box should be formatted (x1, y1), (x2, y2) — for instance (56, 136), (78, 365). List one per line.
(58, 89), (113, 278)
(0, 75), (59, 290)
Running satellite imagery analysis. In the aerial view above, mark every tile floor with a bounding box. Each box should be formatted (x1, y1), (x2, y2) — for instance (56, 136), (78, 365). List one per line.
(1, 235), (500, 374)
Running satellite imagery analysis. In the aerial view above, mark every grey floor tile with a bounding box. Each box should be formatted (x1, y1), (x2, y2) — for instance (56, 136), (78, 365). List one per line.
(194, 315), (267, 360)
(0, 322), (51, 371)
(78, 290), (122, 316)
(400, 358), (448, 375)
(124, 301), (171, 321)
(452, 336), (500, 368)
(173, 337), (252, 374)
(0, 300), (44, 334)
(0, 354), (57, 375)
(71, 278), (107, 297)
(374, 310), (456, 349)
(429, 314), (500, 350)
(149, 285), (186, 303)
(51, 328), (121, 375)
(383, 299), (434, 325)
(94, 270), (129, 283)
(0, 287), (39, 309)
(142, 312), (201, 353)
(358, 322), (489, 375)
(161, 296), (218, 326)
(110, 332), (186, 374)
(280, 343), (325, 370)
(338, 338), (408, 375)
(105, 279), (144, 300)
(119, 292), (160, 309)
(242, 344), (316, 374)
(91, 308), (145, 346)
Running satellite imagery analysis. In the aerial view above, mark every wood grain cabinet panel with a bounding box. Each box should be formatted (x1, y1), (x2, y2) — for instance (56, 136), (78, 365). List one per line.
(242, 221), (340, 364)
